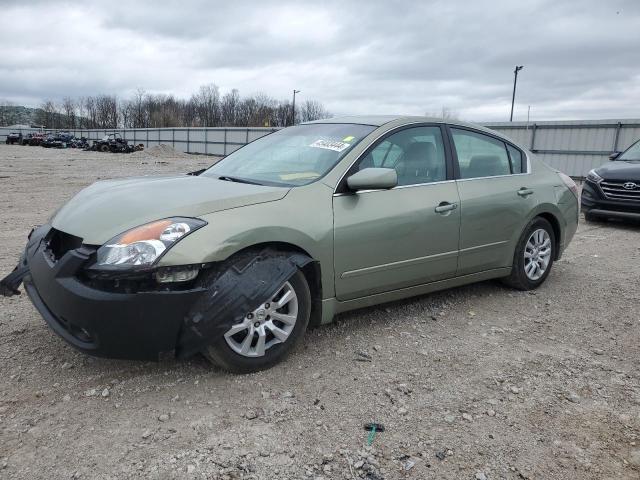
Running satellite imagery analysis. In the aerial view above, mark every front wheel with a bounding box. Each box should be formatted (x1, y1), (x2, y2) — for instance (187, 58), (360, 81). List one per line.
(502, 217), (556, 290)
(202, 266), (311, 373)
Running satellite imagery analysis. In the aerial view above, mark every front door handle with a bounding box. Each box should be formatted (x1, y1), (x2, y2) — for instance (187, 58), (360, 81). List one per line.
(434, 201), (458, 214)
(517, 188), (534, 197)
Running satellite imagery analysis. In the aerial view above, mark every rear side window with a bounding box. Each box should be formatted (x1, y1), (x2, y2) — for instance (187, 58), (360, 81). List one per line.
(451, 128), (511, 179)
(506, 144), (525, 173)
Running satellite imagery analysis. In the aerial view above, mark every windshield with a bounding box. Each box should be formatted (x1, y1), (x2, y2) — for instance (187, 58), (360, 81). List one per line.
(202, 123), (376, 186)
(618, 139), (640, 161)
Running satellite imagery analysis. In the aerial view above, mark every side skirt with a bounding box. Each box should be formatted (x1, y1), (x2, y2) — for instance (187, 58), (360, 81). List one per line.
(319, 267), (511, 324)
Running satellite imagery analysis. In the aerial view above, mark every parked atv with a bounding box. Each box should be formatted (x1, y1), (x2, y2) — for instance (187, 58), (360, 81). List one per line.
(70, 137), (89, 149)
(28, 133), (46, 146)
(90, 133), (134, 153)
(42, 132), (74, 148)
(5, 132), (22, 145)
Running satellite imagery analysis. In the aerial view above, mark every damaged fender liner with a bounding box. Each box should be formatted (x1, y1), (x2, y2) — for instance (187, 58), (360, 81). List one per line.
(3, 223), (314, 360)
(0, 254), (29, 297)
(176, 249), (313, 358)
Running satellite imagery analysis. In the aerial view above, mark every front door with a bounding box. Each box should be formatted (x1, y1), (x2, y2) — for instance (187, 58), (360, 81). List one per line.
(333, 125), (461, 301)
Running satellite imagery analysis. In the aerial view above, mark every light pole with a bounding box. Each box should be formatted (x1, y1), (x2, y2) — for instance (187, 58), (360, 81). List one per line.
(291, 89), (300, 126)
(510, 65), (523, 122)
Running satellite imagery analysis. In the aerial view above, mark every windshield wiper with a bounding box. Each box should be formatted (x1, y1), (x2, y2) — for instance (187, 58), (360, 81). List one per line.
(218, 175), (263, 185)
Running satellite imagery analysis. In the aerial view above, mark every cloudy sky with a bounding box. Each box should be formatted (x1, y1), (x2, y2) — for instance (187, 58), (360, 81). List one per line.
(1, 0), (639, 121)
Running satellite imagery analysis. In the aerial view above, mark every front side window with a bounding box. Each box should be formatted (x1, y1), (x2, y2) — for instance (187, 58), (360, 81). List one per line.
(451, 128), (511, 179)
(203, 123), (375, 186)
(354, 126), (447, 186)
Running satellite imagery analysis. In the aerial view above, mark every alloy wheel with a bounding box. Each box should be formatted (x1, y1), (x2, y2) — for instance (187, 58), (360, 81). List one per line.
(524, 228), (552, 281)
(224, 281), (299, 357)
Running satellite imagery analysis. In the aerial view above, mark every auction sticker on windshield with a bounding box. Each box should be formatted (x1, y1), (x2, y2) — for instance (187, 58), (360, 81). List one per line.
(309, 139), (351, 152)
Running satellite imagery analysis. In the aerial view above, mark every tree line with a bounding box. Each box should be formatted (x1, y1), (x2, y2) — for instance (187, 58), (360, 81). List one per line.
(34, 84), (331, 130)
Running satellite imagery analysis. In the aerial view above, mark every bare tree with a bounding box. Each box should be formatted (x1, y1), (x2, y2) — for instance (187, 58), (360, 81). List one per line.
(38, 100), (58, 128)
(95, 95), (119, 128)
(299, 100), (331, 122)
(61, 97), (77, 129)
(220, 89), (240, 126)
(23, 84), (329, 129)
(193, 84), (220, 126)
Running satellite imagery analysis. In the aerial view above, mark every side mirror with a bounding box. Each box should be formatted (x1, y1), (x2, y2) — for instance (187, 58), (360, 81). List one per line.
(347, 168), (397, 191)
(609, 151), (621, 160)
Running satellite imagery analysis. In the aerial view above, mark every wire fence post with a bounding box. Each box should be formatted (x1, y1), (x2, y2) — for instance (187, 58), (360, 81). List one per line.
(530, 124), (537, 151)
(223, 129), (227, 156)
(613, 122), (622, 152)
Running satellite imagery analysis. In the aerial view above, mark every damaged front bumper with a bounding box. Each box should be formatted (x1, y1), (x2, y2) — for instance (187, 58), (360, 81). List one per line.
(1, 224), (207, 360)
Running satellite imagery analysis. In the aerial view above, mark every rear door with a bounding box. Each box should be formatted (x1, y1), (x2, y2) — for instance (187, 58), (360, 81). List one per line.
(448, 126), (537, 275)
(333, 125), (461, 301)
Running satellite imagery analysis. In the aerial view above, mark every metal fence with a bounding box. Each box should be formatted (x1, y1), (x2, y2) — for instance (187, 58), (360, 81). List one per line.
(2, 119), (640, 178)
(485, 119), (640, 178)
(0, 127), (278, 157)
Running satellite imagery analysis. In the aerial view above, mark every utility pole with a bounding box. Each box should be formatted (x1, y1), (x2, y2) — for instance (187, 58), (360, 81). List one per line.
(291, 90), (301, 126)
(510, 65), (524, 122)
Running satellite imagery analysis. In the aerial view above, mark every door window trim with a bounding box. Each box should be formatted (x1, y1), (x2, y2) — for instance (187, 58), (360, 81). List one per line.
(445, 124), (531, 181)
(333, 122), (454, 194)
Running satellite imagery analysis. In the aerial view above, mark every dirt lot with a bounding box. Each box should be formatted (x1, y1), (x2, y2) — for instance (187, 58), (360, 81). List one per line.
(0, 143), (639, 480)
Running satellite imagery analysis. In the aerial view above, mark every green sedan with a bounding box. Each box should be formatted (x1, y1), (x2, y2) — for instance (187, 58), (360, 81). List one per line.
(1, 116), (579, 372)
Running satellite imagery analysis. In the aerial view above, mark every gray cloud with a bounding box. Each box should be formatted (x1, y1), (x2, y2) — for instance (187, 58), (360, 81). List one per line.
(0, 0), (639, 121)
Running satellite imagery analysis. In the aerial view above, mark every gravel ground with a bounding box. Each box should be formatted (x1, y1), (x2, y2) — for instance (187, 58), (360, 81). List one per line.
(0, 144), (639, 480)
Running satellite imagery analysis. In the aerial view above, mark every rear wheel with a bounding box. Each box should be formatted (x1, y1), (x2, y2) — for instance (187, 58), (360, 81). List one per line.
(201, 257), (311, 373)
(502, 217), (556, 290)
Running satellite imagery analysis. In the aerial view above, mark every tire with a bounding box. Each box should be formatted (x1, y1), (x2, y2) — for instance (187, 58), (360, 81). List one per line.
(201, 256), (311, 373)
(99, 144), (110, 153)
(502, 217), (556, 291)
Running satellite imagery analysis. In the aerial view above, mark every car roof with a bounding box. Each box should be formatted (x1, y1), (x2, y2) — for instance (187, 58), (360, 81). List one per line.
(304, 115), (515, 144)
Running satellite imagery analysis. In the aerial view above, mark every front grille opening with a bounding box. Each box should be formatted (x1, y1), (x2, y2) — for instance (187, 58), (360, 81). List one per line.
(600, 180), (640, 202)
(47, 229), (83, 261)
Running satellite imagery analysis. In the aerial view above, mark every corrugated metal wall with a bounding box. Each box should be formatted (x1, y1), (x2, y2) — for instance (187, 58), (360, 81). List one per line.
(485, 119), (640, 177)
(3, 119), (640, 178)
(0, 127), (278, 156)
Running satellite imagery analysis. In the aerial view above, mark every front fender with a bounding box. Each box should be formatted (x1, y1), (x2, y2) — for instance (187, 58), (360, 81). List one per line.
(160, 183), (335, 298)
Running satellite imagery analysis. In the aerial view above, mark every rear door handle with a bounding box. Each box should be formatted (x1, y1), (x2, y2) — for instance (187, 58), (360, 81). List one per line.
(434, 201), (458, 214)
(517, 188), (534, 197)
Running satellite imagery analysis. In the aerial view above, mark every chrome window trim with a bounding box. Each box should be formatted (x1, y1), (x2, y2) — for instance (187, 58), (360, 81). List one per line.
(333, 179), (456, 197)
(448, 125), (532, 179)
(456, 171), (532, 182)
(334, 122), (533, 195)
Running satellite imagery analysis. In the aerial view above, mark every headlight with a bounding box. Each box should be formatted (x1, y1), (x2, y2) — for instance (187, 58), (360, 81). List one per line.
(586, 169), (603, 183)
(96, 217), (206, 269)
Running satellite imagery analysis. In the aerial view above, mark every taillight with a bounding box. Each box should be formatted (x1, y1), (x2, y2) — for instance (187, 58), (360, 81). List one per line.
(558, 172), (579, 198)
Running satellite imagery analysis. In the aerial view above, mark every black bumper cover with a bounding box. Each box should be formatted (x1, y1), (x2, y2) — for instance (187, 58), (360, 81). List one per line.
(581, 180), (640, 220)
(7, 225), (206, 360)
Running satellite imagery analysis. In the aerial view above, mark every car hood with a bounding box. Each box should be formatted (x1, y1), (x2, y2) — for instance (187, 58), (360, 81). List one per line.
(51, 175), (290, 245)
(595, 160), (640, 181)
